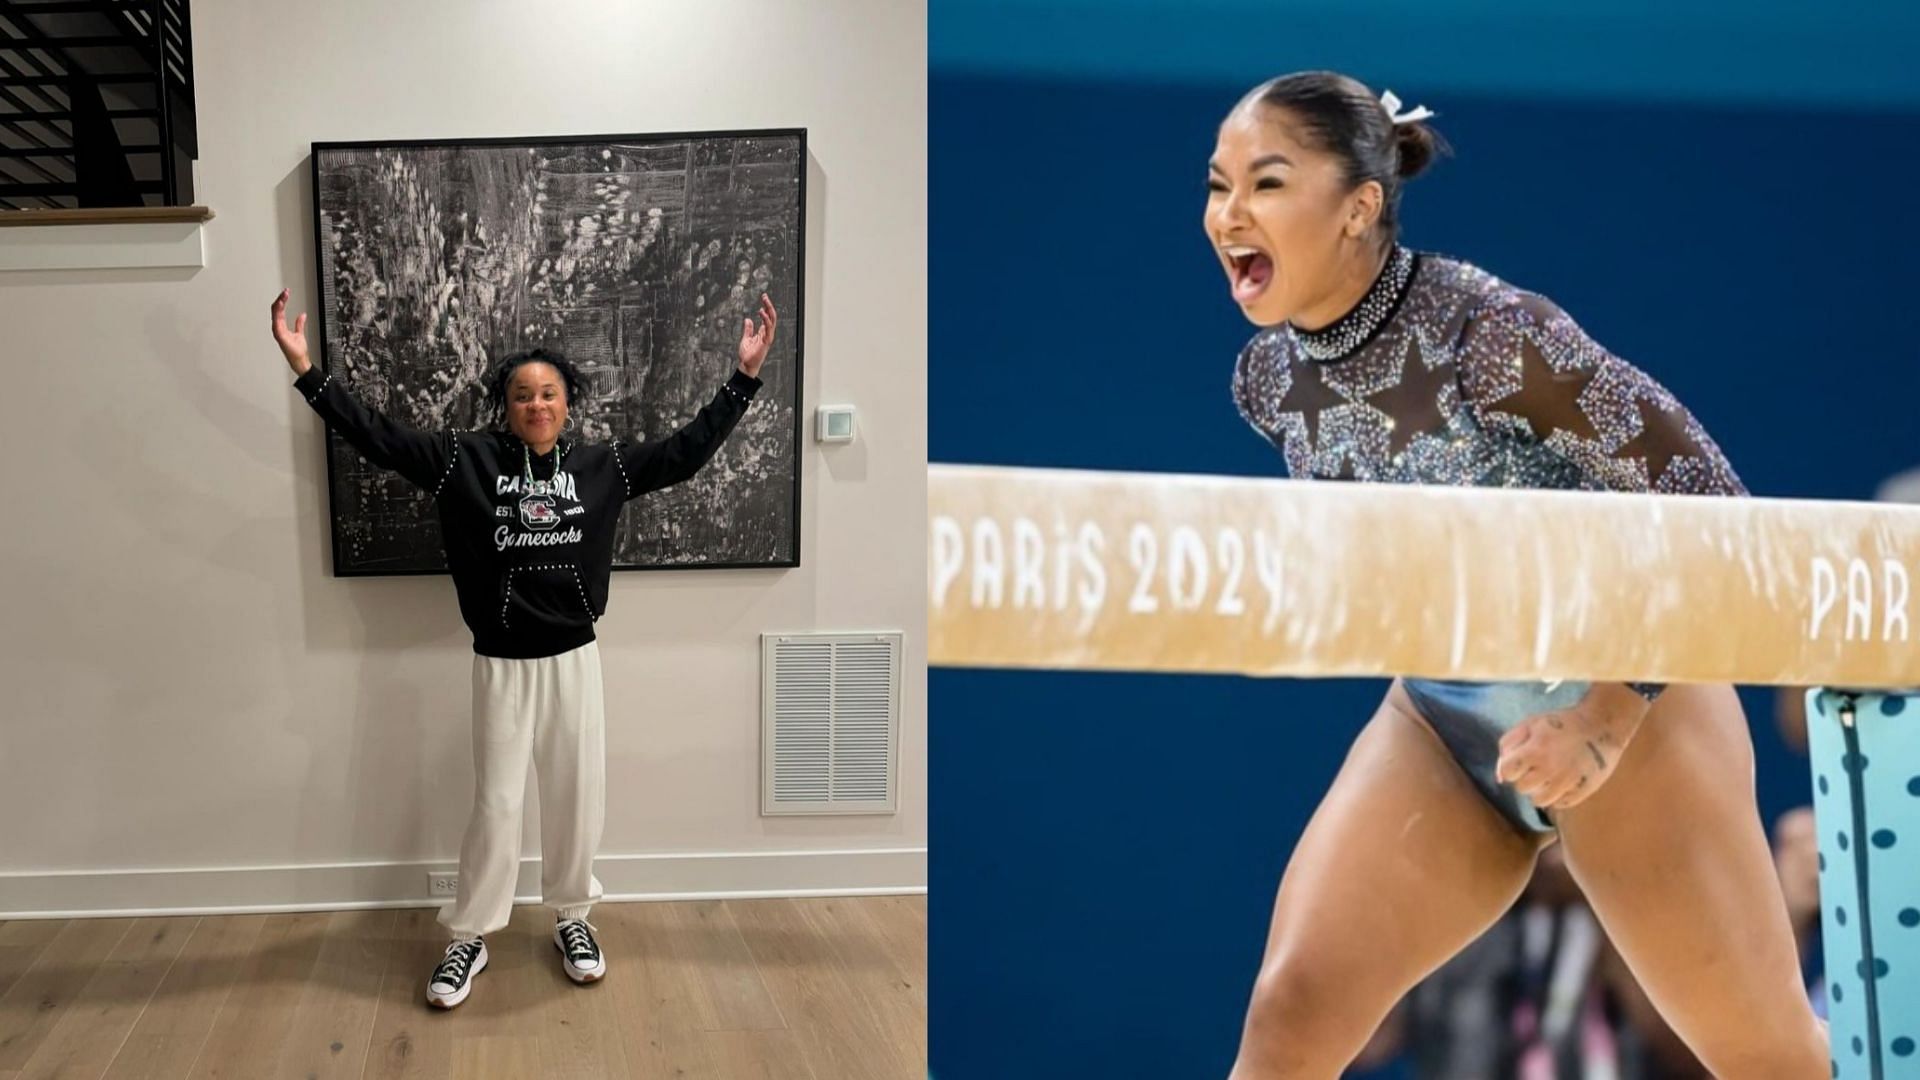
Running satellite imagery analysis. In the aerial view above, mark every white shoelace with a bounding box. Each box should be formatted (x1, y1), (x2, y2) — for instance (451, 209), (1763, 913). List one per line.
(558, 918), (600, 959)
(437, 939), (482, 980)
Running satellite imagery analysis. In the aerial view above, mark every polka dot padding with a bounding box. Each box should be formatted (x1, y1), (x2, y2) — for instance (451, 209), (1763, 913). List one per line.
(1807, 688), (1920, 1076)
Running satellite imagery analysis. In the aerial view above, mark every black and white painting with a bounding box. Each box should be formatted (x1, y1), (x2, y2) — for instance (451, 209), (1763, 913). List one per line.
(309, 129), (804, 575)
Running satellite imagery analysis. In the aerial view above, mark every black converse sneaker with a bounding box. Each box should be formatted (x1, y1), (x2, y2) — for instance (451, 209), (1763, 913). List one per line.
(553, 917), (605, 983)
(426, 937), (488, 1008)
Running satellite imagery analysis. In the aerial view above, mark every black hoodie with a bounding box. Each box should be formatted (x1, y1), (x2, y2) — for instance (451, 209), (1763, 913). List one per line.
(293, 363), (762, 659)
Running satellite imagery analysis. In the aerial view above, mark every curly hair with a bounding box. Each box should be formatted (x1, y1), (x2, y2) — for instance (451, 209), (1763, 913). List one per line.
(481, 347), (592, 432)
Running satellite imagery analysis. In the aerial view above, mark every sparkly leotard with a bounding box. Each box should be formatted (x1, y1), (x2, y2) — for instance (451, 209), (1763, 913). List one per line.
(1232, 246), (1746, 834)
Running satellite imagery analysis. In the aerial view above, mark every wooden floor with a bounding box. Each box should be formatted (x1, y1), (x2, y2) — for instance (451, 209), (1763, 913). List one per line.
(0, 895), (926, 1080)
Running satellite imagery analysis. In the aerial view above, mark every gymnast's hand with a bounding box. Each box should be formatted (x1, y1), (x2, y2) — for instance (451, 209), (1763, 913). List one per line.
(1496, 684), (1652, 812)
(271, 288), (312, 377)
(737, 292), (777, 378)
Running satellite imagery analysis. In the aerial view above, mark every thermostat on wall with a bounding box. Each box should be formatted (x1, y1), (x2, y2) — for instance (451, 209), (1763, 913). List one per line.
(815, 405), (856, 444)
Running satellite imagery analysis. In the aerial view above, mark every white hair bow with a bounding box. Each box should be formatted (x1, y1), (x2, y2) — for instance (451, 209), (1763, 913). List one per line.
(1379, 90), (1435, 126)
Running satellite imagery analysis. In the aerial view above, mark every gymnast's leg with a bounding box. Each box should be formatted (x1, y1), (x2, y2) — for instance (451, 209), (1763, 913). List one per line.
(1556, 682), (1828, 1078)
(1229, 681), (1545, 1079)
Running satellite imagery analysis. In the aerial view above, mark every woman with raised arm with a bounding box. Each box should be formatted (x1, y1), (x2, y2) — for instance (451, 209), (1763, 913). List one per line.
(272, 288), (776, 1009)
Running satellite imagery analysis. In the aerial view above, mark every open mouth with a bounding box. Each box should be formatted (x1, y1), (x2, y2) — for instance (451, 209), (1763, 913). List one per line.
(1222, 244), (1274, 303)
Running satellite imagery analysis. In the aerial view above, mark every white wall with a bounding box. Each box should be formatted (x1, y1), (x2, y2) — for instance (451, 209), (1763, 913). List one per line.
(0, 0), (926, 915)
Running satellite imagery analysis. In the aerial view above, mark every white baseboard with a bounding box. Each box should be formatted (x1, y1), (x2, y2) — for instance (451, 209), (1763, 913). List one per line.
(0, 847), (926, 920)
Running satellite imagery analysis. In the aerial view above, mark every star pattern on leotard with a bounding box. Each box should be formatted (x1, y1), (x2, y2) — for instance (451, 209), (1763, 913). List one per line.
(1484, 336), (1601, 444)
(1274, 359), (1352, 448)
(1362, 336), (1457, 457)
(1613, 395), (1693, 487)
(1232, 254), (1747, 499)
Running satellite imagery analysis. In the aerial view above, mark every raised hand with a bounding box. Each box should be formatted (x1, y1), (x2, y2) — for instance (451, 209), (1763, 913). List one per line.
(737, 293), (777, 378)
(271, 288), (311, 376)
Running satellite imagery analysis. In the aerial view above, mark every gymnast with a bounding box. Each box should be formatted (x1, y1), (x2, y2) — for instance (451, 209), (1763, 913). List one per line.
(1210, 70), (1827, 1077)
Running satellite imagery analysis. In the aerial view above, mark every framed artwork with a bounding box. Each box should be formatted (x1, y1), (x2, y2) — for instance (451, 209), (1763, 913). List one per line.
(309, 127), (805, 575)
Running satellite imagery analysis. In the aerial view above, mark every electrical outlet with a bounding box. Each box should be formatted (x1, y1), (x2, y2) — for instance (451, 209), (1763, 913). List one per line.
(428, 872), (459, 898)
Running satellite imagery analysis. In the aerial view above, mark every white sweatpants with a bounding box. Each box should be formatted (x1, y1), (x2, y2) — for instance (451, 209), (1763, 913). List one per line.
(437, 640), (606, 940)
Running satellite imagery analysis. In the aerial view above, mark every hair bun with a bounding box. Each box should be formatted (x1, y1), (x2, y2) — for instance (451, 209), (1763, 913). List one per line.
(1395, 121), (1443, 180)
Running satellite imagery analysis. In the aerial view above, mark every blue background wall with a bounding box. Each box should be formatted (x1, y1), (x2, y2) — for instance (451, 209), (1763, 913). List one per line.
(930, 2), (1920, 1076)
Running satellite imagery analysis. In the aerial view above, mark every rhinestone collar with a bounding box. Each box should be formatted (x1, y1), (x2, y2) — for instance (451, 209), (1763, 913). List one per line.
(1289, 245), (1418, 362)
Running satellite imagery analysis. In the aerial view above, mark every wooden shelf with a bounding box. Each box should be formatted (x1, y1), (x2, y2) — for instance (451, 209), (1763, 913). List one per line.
(0, 205), (215, 228)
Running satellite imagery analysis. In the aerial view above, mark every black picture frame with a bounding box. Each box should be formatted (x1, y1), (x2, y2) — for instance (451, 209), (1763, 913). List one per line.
(308, 127), (806, 577)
